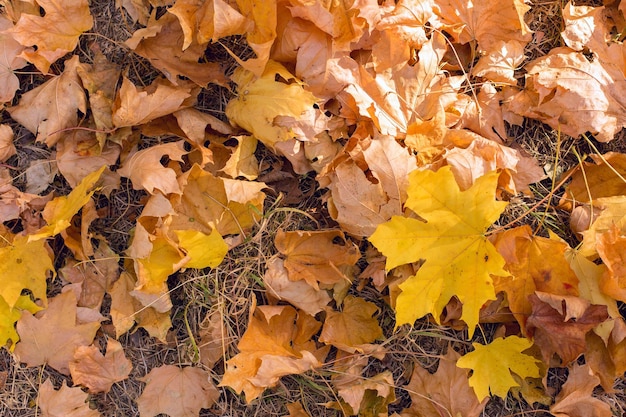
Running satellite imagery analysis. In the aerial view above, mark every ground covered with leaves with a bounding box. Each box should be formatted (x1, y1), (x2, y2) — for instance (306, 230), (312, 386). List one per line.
(1, 0), (626, 416)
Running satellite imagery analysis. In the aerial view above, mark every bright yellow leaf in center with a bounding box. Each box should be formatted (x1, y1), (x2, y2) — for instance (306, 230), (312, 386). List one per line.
(369, 166), (508, 337)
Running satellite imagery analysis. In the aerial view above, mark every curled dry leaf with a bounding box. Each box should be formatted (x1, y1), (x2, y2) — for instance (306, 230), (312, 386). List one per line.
(275, 229), (360, 289)
(169, 0), (249, 47)
(0, 15), (27, 104)
(38, 379), (101, 417)
(118, 141), (187, 195)
(527, 292), (609, 365)
(219, 305), (327, 403)
(491, 225), (580, 334)
(108, 270), (172, 342)
(0, 124), (15, 162)
(264, 257), (332, 316)
(550, 364), (612, 417)
(69, 339), (132, 393)
(225, 60), (318, 149)
(8, 55), (87, 146)
(7, 0), (93, 73)
(125, 13), (228, 87)
(506, 47), (626, 142)
(137, 365), (219, 417)
(112, 77), (193, 128)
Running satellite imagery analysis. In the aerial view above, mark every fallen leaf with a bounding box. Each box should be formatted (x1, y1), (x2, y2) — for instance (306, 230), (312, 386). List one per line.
(332, 370), (395, 417)
(8, 55), (88, 146)
(369, 166), (508, 336)
(220, 135), (259, 180)
(29, 166), (105, 240)
(7, 0), (93, 73)
(38, 379), (100, 417)
(456, 336), (542, 400)
(566, 247), (620, 319)
(112, 77), (193, 128)
(69, 339), (132, 393)
(137, 365), (219, 417)
(491, 225), (580, 333)
(198, 307), (227, 368)
(550, 364), (612, 417)
(60, 239), (120, 310)
(174, 228), (228, 269)
(225, 60), (318, 149)
(402, 348), (488, 417)
(108, 270), (172, 342)
(0, 295), (42, 350)
(118, 141), (187, 195)
(506, 47), (626, 142)
(319, 295), (383, 353)
(125, 13), (228, 87)
(14, 291), (101, 374)
(526, 292), (609, 365)
(76, 51), (121, 149)
(0, 234), (54, 309)
(219, 305), (326, 403)
(275, 229), (360, 289)
(169, 0), (248, 47)
(578, 196), (626, 257)
(0, 15), (28, 104)
(560, 153), (626, 210)
(284, 402), (311, 417)
(170, 164), (266, 236)
(264, 257), (332, 316)
(0, 125), (15, 161)
(444, 136), (544, 195)
(597, 225), (626, 303)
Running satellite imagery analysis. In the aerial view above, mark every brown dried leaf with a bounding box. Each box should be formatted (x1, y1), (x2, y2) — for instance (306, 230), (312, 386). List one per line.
(118, 141), (187, 195)
(319, 295), (383, 353)
(264, 257), (332, 316)
(275, 229), (360, 289)
(551, 364), (612, 417)
(7, 0), (93, 73)
(125, 13), (227, 87)
(38, 379), (100, 417)
(0, 15), (28, 104)
(527, 292), (609, 365)
(137, 365), (219, 417)
(69, 339), (132, 393)
(14, 291), (101, 374)
(402, 349), (487, 417)
(8, 55), (87, 146)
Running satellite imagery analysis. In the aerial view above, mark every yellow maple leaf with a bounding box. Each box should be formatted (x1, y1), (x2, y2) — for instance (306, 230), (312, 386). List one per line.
(369, 166), (508, 337)
(174, 229), (228, 269)
(456, 336), (542, 401)
(0, 295), (42, 351)
(29, 166), (105, 241)
(0, 235), (54, 309)
(225, 60), (317, 149)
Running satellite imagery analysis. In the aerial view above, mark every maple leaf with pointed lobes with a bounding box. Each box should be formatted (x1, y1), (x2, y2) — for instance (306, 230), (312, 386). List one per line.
(69, 339), (132, 393)
(14, 291), (101, 375)
(0, 295), (42, 351)
(457, 336), (542, 401)
(38, 379), (100, 417)
(369, 166), (508, 337)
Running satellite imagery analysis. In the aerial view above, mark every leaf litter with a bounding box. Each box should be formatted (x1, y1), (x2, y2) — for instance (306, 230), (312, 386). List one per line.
(1, 0), (626, 416)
